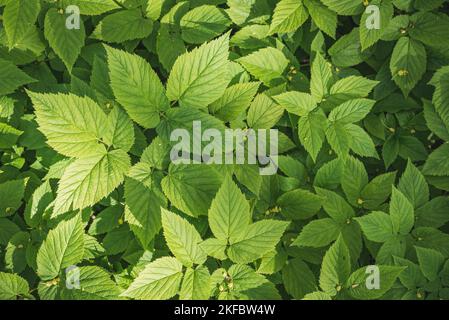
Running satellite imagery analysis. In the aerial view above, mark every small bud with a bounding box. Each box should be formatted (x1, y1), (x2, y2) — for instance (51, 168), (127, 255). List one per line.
(398, 69), (409, 77)
(357, 198), (364, 205)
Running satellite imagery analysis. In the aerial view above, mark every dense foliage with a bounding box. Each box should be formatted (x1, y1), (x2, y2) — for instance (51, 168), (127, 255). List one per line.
(0, 0), (449, 300)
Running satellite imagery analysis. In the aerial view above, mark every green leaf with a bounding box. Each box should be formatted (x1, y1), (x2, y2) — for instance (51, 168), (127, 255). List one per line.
(329, 76), (379, 100)
(398, 160), (429, 209)
(319, 236), (351, 296)
(341, 156), (368, 205)
(389, 187), (414, 235)
(304, 0), (337, 38)
(320, 0), (364, 15)
(53, 150), (130, 215)
(161, 164), (223, 217)
(3, 0), (40, 49)
(106, 46), (169, 129)
(124, 163), (166, 248)
(103, 105), (135, 152)
(298, 111), (327, 161)
(423, 143), (449, 176)
(0, 59), (35, 95)
(166, 33), (230, 109)
(293, 218), (340, 248)
(282, 258), (317, 299)
(200, 238), (227, 260)
(238, 47), (289, 87)
(44, 8), (85, 72)
(329, 28), (365, 68)
(179, 266), (211, 300)
(344, 124), (378, 159)
(92, 9), (153, 43)
(359, 172), (396, 209)
(247, 94), (284, 129)
(277, 188), (323, 220)
(61, 0), (120, 15)
(359, 0), (394, 50)
(227, 220), (289, 264)
(161, 208), (207, 267)
(210, 82), (260, 122)
(181, 5), (231, 44)
(409, 12), (449, 49)
(415, 246), (445, 281)
(0, 179), (26, 217)
(390, 37), (427, 97)
(273, 91), (317, 116)
(355, 212), (394, 243)
(328, 99), (375, 124)
(0, 218), (20, 246)
(61, 266), (120, 300)
(315, 187), (354, 223)
(28, 92), (107, 158)
(346, 265), (405, 299)
(0, 272), (30, 300)
(310, 53), (333, 102)
(208, 176), (251, 243)
(269, 0), (309, 34)
(121, 257), (183, 300)
(36, 214), (85, 280)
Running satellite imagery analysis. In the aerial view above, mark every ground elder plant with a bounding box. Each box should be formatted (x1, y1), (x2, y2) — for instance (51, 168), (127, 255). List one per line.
(0, 0), (448, 301)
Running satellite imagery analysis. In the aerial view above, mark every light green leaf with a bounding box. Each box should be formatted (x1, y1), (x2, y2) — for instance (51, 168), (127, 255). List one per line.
(319, 236), (351, 296)
(92, 9), (153, 43)
(61, 0), (120, 15)
(210, 82), (260, 122)
(28, 92), (107, 158)
(237, 47), (289, 87)
(208, 176), (251, 243)
(166, 33), (230, 109)
(298, 111), (327, 161)
(293, 218), (340, 248)
(0, 272), (30, 300)
(161, 208), (207, 267)
(227, 220), (289, 264)
(346, 265), (405, 299)
(310, 53), (333, 102)
(61, 266), (120, 300)
(398, 160), (429, 209)
(359, 0), (394, 50)
(36, 214), (85, 280)
(121, 257), (183, 300)
(273, 91), (317, 116)
(181, 5), (231, 44)
(179, 266), (211, 300)
(269, 0), (309, 34)
(247, 94), (284, 129)
(54, 150), (130, 215)
(355, 212), (394, 243)
(106, 46), (169, 129)
(328, 99), (375, 124)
